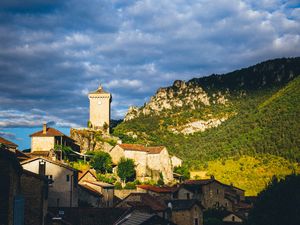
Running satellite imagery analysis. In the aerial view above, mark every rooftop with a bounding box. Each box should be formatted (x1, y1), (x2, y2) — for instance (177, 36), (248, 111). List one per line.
(137, 185), (177, 193)
(118, 193), (167, 212)
(21, 156), (79, 172)
(89, 84), (110, 95)
(0, 136), (18, 147)
(30, 127), (65, 137)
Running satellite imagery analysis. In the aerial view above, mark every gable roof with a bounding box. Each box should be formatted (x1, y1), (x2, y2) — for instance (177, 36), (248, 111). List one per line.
(20, 156), (79, 172)
(137, 185), (177, 193)
(78, 169), (97, 182)
(166, 199), (204, 211)
(83, 180), (114, 188)
(30, 127), (65, 137)
(118, 144), (165, 154)
(15, 150), (31, 161)
(117, 193), (167, 212)
(0, 136), (18, 147)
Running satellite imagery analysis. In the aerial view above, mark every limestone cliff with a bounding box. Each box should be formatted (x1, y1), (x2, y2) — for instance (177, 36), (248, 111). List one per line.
(70, 128), (119, 153)
(124, 80), (230, 133)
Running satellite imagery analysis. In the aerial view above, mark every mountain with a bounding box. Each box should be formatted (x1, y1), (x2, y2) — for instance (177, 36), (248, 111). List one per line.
(113, 57), (300, 194)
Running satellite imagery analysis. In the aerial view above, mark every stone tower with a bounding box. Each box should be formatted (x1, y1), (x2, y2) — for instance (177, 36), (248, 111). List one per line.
(88, 84), (112, 131)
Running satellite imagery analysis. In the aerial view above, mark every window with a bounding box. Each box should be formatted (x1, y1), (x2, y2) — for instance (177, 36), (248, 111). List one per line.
(187, 193), (190, 199)
(232, 216), (235, 222)
(66, 175), (70, 182)
(39, 160), (46, 175)
(216, 189), (219, 194)
(47, 175), (53, 186)
(194, 218), (199, 225)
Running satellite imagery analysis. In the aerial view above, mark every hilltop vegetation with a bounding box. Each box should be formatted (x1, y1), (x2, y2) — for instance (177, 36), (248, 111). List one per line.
(113, 57), (300, 194)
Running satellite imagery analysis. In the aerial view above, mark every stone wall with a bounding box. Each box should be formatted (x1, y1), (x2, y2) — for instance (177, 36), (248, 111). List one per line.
(171, 205), (203, 225)
(21, 172), (48, 225)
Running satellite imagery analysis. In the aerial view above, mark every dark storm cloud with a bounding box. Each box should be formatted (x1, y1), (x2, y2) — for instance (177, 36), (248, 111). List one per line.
(0, 0), (299, 128)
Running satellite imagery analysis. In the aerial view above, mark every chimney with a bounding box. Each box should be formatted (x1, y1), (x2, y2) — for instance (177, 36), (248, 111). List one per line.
(43, 123), (47, 134)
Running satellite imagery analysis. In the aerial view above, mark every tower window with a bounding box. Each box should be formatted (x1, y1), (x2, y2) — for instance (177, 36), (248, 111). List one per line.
(66, 175), (70, 182)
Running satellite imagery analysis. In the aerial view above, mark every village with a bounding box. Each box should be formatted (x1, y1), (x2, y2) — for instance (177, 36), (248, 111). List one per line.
(0, 85), (254, 225)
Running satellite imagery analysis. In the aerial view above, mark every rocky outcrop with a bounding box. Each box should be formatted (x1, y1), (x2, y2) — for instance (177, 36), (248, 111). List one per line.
(170, 116), (230, 134)
(70, 128), (119, 153)
(125, 80), (229, 121)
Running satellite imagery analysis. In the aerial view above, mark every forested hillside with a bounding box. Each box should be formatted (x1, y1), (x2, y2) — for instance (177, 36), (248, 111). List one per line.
(113, 57), (300, 194)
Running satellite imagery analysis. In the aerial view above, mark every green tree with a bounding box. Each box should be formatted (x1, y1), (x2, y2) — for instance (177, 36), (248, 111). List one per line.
(90, 151), (112, 173)
(248, 174), (300, 225)
(117, 158), (136, 182)
(174, 165), (190, 180)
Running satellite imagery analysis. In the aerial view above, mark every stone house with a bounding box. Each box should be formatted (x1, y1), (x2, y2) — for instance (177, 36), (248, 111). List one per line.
(21, 169), (48, 225)
(0, 146), (24, 225)
(78, 169), (114, 207)
(166, 199), (204, 225)
(21, 156), (79, 207)
(30, 123), (80, 153)
(178, 178), (239, 211)
(80, 180), (114, 207)
(109, 144), (174, 183)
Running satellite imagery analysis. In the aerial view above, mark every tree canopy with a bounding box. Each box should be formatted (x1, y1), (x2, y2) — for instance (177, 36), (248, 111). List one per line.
(90, 151), (112, 173)
(117, 157), (136, 182)
(248, 174), (300, 225)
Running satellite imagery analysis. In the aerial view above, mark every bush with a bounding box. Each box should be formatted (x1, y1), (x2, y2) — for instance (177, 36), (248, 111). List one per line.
(117, 158), (136, 182)
(90, 151), (112, 173)
(114, 181), (122, 190)
(124, 182), (136, 189)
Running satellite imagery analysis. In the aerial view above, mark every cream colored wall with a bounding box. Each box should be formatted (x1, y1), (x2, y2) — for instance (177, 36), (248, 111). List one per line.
(109, 145), (125, 164)
(147, 149), (173, 183)
(31, 136), (55, 151)
(171, 156), (182, 168)
(89, 93), (111, 129)
(22, 159), (78, 207)
(124, 150), (148, 178)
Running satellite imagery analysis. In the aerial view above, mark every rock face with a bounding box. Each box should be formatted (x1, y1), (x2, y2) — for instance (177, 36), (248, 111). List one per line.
(171, 116), (230, 134)
(70, 128), (119, 153)
(125, 80), (227, 121)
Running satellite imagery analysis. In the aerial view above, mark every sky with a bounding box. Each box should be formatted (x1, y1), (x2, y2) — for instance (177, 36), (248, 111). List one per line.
(0, 0), (300, 149)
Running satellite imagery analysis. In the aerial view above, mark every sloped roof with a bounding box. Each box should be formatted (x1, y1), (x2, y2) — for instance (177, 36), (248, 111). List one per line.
(79, 183), (103, 198)
(15, 150), (31, 161)
(166, 199), (203, 211)
(83, 180), (114, 188)
(21, 156), (79, 172)
(0, 136), (18, 147)
(28, 151), (51, 157)
(118, 193), (167, 212)
(78, 169), (97, 182)
(137, 185), (177, 193)
(89, 85), (110, 94)
(30, 127), (65, 137)
(118, 144), (165, 154)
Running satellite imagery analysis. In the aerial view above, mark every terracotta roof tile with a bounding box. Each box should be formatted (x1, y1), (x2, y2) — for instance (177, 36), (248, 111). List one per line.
(118, 144), (165, 154)
(30, 127), (65, 137)
(0, 136), (18, 147)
